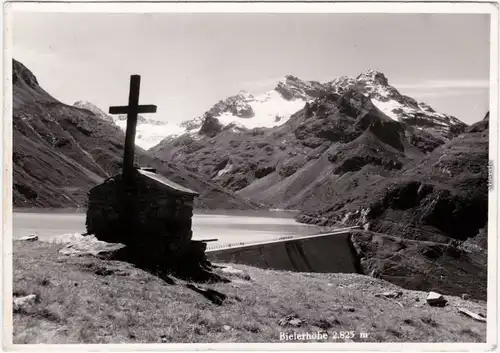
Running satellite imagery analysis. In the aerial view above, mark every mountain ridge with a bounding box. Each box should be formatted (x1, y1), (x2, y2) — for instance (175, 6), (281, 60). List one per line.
(74, 70), (466, 152)
(148, 69), (467, 150)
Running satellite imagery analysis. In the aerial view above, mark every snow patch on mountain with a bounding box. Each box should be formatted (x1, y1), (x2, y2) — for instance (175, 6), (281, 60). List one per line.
(112, 118), (185, 149)
(180, 88), (311, 134)
(369, 99), (403, 121)
(216, 90), (308, 129)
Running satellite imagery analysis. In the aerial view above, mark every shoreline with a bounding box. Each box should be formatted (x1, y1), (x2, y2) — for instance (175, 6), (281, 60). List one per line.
(13, 210), (327, 244)
(13, 207), (301, 218)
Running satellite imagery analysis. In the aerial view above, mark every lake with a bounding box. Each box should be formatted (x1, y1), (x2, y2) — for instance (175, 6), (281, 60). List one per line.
(12, 210), (325, 247)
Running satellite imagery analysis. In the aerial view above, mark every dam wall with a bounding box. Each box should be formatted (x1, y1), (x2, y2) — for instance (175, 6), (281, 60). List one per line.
(206, 229), (360, 273)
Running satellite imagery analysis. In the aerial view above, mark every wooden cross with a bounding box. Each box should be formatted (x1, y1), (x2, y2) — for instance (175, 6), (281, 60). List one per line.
(109, 75), (157, 180)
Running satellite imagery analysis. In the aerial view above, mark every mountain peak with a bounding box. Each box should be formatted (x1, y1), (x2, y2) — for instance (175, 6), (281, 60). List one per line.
(12, 59), (39, 88)
(356, 69), (389, 86)
(73, 100), (106, 114)
(275, 75), (325, 100)
(74, 100), (99, 109)
(73, 101), (114, 123)
(236, 90), (254, 100)
(284, 74), (301, 82)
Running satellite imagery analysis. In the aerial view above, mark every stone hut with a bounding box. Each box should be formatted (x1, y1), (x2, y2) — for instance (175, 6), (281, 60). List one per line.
(86, 167), (209, 276)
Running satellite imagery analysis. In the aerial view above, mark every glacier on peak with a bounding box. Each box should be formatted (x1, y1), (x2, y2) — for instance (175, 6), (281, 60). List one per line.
(179, 83), (314, 134)
(112, 119), (186, 150)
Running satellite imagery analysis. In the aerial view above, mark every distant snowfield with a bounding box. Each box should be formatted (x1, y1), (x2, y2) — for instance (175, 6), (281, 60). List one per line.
(113, 119), (186, 150)
(217, 90), (308, 129)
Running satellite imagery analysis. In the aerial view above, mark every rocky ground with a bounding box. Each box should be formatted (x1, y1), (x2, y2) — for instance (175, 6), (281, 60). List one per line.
(12, 240), (487, 344)
(13, 59), (258, 210)
(349, 231), (487, 301)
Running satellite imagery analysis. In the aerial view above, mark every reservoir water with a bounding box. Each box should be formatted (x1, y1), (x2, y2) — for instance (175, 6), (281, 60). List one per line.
(12, 210), (324, 247)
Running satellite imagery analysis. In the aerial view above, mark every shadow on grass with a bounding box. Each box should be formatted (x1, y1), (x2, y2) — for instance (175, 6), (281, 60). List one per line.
(104, 246), (231, 284)
(107, 248), (232, 305)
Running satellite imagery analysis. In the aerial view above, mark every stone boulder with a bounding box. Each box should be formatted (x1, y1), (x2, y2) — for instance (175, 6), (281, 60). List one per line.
(18, 234), (38, 241)
(56, 234), (126, 260)
(278, 315), (305, 327)
(426, 291), (447, 307)
(13, 294), (37, 312)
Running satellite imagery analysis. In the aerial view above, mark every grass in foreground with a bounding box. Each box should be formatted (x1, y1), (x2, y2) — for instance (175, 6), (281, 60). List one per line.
(12, 241), (487, 344)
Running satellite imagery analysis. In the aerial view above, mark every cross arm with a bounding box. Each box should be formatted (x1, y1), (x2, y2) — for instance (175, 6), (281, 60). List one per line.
(109, 105), (158, 115)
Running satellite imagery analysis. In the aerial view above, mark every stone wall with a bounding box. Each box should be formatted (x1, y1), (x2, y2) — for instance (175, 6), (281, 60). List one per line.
(86, 172), (195, 249)
(86, 176), (126, 244)
(134, 175), (194, 245)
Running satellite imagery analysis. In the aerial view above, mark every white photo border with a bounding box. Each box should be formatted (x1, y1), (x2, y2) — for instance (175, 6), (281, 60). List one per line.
(2, 2), (498, 352)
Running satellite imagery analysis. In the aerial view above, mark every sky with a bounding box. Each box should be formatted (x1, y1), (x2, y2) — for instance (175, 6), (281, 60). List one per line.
(12, 12), (490, 124)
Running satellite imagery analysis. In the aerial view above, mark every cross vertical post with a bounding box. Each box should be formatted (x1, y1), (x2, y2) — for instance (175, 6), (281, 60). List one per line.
(109, 75), (157, 182)
(123, 75), (140, 179)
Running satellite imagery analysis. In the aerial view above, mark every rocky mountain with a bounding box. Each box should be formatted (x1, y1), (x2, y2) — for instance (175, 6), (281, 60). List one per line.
(149, 70), (466, 148)
(90, 75), (330, 150)
(77, 73), (328, 150)
(12, 59), (259, 210)
(180, 80), (311, 133)
(298, 112), (489, 243)
(328, 70), (466, 139)
(81, 70), (465, 153)
(151, 85), (462, 207)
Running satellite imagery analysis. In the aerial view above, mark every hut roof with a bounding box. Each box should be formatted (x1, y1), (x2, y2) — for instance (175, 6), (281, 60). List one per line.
(137, 169), (199, 196)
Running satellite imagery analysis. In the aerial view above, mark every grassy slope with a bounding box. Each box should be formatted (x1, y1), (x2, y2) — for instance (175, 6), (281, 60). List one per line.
(13, 241), (486, 344)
